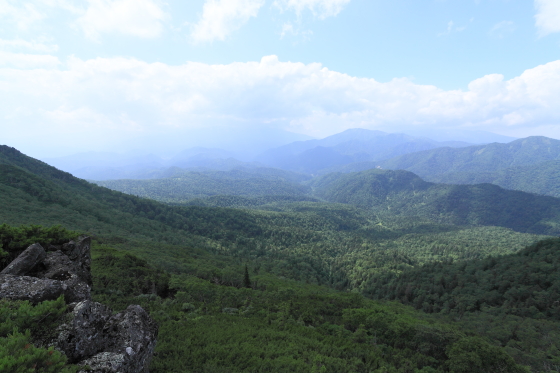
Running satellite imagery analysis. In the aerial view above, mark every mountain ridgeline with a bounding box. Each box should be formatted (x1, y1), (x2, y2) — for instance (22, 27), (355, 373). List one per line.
(256, 128), (473, 174)
(371, 136), (560, 197)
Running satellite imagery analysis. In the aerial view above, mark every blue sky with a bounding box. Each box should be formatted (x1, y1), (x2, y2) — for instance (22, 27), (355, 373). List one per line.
(1, 0), (560, 157)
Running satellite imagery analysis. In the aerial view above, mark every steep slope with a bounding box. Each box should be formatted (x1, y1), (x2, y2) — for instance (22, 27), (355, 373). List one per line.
(378, 136), (560, 179)
(0, 145), (268, 248)
(256, 128), (471, 174)
(310, 169), (560, 235)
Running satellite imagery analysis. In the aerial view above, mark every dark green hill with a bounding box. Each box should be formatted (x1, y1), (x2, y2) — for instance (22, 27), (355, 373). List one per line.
(369, 237), (560, 319)
(434, 160), (560, 198)
(310, 169), (560, 235)
(378, 136), (560, 179)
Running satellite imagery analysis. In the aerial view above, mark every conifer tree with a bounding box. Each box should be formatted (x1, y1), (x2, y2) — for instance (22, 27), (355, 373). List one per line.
(243, 265), (251, 288)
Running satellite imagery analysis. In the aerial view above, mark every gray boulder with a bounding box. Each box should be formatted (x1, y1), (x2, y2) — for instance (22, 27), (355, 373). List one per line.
(80, 305), (158, 373)
(35, 250), (91, 303)
(62, 274), (92, 303)
(0, 243), (46, 276)
(0, 274), (66, 304)
(62, 236), (92, 285)
(56, 300), (113, 363)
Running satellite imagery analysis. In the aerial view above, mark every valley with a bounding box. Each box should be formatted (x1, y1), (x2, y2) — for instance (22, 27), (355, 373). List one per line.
(1, 130), (560, 372)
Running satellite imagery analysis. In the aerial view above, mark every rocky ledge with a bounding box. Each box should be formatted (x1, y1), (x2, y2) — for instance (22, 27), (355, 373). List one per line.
(0, 236), (158, 373)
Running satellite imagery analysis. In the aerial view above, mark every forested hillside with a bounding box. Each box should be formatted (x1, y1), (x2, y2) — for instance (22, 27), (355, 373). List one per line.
(434, 160), (560, 198)
(378, 136), (560, 179)
(310, 169), (560, 235)
(2, 144), (560, 372)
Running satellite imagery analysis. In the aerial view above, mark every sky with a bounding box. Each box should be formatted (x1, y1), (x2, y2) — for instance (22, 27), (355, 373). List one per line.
(1, 0), (560, 158)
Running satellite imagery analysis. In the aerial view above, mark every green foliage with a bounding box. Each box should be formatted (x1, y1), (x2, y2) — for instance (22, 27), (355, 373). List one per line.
(0, 224), (79, 269)
(0, 297), (66, 339)
(0, 297), (78, 372)
(446, 337), (530, 373)
(91, 245), (172, 310)
(369, 238), (560, 319)
(0, 329), (78, 373)
(182, 195), (320, 208)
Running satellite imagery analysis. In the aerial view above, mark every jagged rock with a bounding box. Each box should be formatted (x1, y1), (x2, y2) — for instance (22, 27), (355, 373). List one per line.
(62, 236), (92, 285)
(56, 300), (113, 363)
(35, 250), (91, 303)
(79, 305), (158, 373)
(63, 274), (92, 303)
(0, 274), (66, 304)
(36, 251), (80, 281)
(0, 243), (46, 276)
(78, 352), (127, 373)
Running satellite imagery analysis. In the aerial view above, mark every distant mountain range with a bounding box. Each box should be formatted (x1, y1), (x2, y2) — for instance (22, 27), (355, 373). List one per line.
(41, 128), (515, 180)
(255, 128), (474, 174)
(369, 136), (560, 197)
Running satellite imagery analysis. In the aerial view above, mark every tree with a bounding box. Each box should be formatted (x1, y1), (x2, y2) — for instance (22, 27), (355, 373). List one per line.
(243, 265), (251, 289)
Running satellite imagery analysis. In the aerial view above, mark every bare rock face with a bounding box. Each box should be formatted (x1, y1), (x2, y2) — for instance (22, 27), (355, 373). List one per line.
(56, 300), (113, 363)
(0, 243), (46, 276)
(0, 274), (66, 304)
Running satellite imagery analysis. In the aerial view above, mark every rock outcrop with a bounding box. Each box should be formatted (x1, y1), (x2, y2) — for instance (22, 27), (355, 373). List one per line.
(79, 305), (158, 373)
(0, 274), (66, 304)
(0, 237), (158, 373)
(1, 243), (46, 276)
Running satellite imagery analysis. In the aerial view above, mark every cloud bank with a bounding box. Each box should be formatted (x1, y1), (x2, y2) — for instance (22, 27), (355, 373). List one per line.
(2, 55), (560, 156)
(535, 0), (560, 36)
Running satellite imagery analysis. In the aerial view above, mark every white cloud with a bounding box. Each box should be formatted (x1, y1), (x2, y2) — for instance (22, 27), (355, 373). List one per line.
(535, 0), (560, 36)
(274, 0), (350, 19)
(190, 0), (265, 43)
(0, 51), (60, 69)
(77, 0), (167, 41)
(0, 38), (58, 53)
(438, 20), (466, 37)
(0, 1), (46, 30)
(2, 56), (560, 155)
(489, 21), (515, 39)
